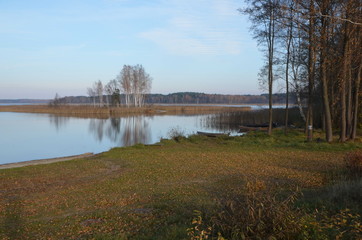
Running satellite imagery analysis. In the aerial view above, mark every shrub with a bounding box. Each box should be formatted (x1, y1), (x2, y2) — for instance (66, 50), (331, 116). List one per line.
(210, 182), (303, 240)
(167, 126), (186, 142)
(326, 179), (362, 205)
(344, 151), (362, 178)
(187, 180), (362, 239)
(300, 209), (362, 240)
(187, 210), (215, 240)
(318, 209), (362, 239)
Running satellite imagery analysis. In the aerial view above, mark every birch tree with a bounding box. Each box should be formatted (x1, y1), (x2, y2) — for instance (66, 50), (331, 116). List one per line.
(118, 65), (132, 107)
(118, 64), (152, 107)
(95, 80), (104, 107)
(87, 87), (96, 107)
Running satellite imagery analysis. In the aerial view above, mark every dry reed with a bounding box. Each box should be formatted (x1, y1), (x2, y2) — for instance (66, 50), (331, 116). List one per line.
(0, 104), (251, 118)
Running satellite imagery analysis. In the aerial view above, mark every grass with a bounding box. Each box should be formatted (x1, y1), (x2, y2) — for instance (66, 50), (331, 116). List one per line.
(0, 104), (250, 118)
(0, 130), (361, 239)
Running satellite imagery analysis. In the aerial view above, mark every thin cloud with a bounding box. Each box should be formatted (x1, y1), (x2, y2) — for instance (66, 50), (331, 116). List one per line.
(140, 0), (244, 56)
(211, 0), (240, 17)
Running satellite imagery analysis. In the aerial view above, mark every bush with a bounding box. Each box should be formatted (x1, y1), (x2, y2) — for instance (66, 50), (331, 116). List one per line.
(187, 180), (362, 240)
(344, 151), (362, 178)
(326, 179), (362, 205)
(167, 126), (186, 142)
(318, 209), (362, 239)
(212, 187), (302, 239)
(187, 210), (215, 240)
(189, 181), (303, 240)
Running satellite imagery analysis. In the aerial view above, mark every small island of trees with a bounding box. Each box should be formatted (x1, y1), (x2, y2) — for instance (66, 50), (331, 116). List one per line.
(86, 64), (152, 108)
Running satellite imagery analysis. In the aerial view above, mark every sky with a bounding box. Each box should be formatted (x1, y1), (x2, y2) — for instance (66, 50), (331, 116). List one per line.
(0, 0), (265, 99)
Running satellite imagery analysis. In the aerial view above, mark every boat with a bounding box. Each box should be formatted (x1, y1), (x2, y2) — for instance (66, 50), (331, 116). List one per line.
(197, 131), (230, 137)
(244, 123), (269, 128)
(238, 122), (277, 132)
(238, 125), (268, 132)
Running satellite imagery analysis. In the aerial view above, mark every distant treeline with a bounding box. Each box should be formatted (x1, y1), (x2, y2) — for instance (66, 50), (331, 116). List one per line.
(57, 92), (296, 105)
(0, 99), (49, 104)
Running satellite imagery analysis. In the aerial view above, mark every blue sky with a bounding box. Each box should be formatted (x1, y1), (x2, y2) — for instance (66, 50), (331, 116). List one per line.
(0, 0), (264, 99)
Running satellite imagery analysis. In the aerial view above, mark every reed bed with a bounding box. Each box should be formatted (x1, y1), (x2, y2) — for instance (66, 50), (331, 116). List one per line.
(0, 105), (251, 118)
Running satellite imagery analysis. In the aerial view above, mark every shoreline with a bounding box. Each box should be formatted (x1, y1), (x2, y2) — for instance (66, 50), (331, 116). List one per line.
(0, 152), (94, 170)
(0, 104), (251, 118)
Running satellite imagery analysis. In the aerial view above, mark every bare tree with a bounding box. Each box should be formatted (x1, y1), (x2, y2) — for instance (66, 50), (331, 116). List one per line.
(118, 64), (152, 107)
(279, 0), (295, 134)
(133, 64), (152, 107)
(118, 65), (132, 107)
(87, 87), (96, 107)
(49, 93), (62, 107)
(241, 0), (361, 142)
(241, 0), (281, 135)
(95, 80), (103, 107)
(105, 79), (119, 107)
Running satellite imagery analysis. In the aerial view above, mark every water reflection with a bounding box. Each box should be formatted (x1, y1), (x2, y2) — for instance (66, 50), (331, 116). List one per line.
(1, 109), (308, 164)
(89, 119), (107, 142)
(111, 116), (151, 146)
(48, 115), (151, 146)
(88, 116), (151, 146)
(47, 109), (303, 147)
(49, 115), (70, 131)
(106, 118), (121, 142)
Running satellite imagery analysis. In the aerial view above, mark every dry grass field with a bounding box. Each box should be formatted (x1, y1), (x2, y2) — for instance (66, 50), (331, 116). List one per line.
(1, 131), (361, 239)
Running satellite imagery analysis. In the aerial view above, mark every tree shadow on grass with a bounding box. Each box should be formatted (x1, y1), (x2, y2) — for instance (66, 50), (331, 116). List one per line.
(1, 195), (24, 239)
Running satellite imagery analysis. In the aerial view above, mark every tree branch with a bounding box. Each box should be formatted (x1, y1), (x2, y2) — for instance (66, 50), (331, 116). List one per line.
(316, 11), (362, 26)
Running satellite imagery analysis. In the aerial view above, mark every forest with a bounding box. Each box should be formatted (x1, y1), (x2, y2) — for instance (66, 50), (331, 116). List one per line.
(242, 0), (361, 141)
(55, 92), (295, 105)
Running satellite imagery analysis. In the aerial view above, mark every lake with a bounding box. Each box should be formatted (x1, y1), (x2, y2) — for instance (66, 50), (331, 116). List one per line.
(0, 112), (242, 165)
(0, 105), (300, 165)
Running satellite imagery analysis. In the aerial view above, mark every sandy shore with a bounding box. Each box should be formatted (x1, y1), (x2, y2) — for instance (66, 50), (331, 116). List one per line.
(0, 153), (94, 170)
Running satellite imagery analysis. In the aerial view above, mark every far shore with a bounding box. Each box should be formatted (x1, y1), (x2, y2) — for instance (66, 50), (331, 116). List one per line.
(0, 152), (94, 170)
(0, 104), (251, 118)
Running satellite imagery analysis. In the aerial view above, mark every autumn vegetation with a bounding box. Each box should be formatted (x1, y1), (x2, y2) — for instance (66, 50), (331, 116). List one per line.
(242, 0), (361, 140)
(1, 131), (361, 239)
(0, 104), (250, 118)
(1, 0), (361, 239)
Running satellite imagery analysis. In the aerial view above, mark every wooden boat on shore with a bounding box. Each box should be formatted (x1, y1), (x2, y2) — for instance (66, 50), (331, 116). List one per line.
(238, 125), (268, 132)
(238, 122), (277, 132)
(197, 131), (230, 137)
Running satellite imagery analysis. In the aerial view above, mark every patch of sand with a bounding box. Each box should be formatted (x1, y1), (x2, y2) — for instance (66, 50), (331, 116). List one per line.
(0, 153), (94, 170)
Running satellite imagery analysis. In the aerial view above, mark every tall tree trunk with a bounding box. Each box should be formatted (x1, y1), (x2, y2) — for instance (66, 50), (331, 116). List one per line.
(340, 28), (349, 142)
(284, 19), (292, 135)
(321, 64), (333, 142)
(267, 3), (275, 136)
(351, 64), (361, 139)
(347, 67), (353, 138)
(295, 84), (306, 123)
(307, 0), (315, 142)
(340, 78), (347, 142)
(320, 0), (333, 142)
(268, 62), (273, 135)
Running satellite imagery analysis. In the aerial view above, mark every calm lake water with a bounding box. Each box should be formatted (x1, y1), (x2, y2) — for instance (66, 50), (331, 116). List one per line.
(0, 112), (241, 165)
(0, 104), (300, 165)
